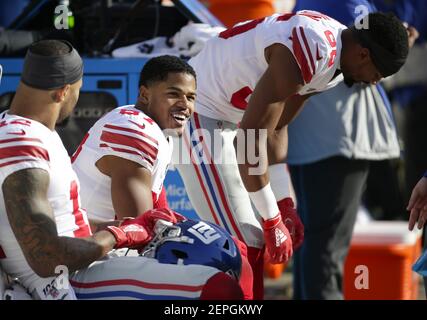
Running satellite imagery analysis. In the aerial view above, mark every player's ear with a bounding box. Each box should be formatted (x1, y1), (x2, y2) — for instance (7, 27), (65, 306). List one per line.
(138, 85), (150, 104)
(359, 47), (371, 62)
(52, 84), (70, 103)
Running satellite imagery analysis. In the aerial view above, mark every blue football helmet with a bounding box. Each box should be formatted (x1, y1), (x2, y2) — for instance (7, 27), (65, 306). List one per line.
(141, 219), (242, 280)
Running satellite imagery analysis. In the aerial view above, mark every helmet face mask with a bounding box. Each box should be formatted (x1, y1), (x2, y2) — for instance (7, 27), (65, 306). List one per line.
(140, 220), (242, 281)
(140, 223), (194, 258)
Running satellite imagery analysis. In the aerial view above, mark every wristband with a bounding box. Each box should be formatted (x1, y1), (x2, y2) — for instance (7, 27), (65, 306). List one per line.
(248, 183), (280, 220)
(263, 213), (282, 229)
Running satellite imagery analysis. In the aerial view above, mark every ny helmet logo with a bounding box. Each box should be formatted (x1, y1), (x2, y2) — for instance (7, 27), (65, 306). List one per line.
(187, 221), (221, 244)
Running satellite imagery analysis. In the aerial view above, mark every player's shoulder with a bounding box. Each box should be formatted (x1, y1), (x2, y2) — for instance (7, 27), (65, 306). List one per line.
(0, 113), (52, 144)
(102, 106), (162, 136)
(95, 106), (163, 166)
(291, 11), (345, 38)
(106, 105), (152, 122)
(294, 10), (344, 27)
(0, 113), (52, 176)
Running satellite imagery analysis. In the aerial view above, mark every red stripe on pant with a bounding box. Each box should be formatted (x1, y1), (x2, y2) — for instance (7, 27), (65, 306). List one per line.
(192, 113), (245, 241)
(182, 128), (220, 225)
(193, 113), (265, 299)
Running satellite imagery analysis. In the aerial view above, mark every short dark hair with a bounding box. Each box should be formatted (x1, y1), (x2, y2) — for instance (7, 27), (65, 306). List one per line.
(138, 55), (196, 88)
(350, 12), (409, 77)
(29, 39), (72, 57)
(364, 12), (408, 62)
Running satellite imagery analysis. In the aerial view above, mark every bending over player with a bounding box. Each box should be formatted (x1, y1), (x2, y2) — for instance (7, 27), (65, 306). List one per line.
(174, 10), (409, 298)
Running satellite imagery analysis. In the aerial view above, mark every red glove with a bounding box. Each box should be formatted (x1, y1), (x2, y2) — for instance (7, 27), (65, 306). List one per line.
(278, 197), (304, 250)
(121, 208), (186, 234)
(263, 213), (293, 264)
(106, 224), (151, 249)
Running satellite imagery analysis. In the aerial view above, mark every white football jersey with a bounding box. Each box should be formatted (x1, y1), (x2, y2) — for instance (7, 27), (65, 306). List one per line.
(190, 10), (347, 124)
(0, 112), (91, 296)
(72, 105), (173, 222)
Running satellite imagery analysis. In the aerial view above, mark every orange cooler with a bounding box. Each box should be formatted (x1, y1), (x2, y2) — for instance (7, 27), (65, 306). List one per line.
(344, 221), (422, 300)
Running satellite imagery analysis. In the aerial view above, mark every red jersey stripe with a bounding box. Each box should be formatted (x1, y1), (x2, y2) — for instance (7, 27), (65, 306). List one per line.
(72, 210), (92, 238)
(100, 131), (158, 160)
(299, 27), (316, 76)
(0, 158), (38, 169)
(104, 124), (158, 146)
(0, 145), (49, 161)
(10, 119), (32, 126)
(219, 17), (265, 39)
(292, 27), (313, 83)
(70, 181), (92, 238)
(0, 137), (42, 144)
(99, 143), (154, 166)
(71, 133), (89, 164)
(69, 278), (204, 292)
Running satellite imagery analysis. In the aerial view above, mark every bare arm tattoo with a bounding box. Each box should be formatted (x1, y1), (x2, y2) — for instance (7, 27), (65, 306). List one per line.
(2, 168), (116, 277)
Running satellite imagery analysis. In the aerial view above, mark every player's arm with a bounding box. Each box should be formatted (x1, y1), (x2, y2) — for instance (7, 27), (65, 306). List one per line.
(96, 155), (153, 220)
(265, 94), (310, 251)
(266, 93), (314, 164)
(89, 219), (121, 234)
(3, 168), (150, 277)
(238, 43), (303, 194)
(3, 168), (114, 277)
(276, 93), (314, 129)
(237, 43), (304, 263)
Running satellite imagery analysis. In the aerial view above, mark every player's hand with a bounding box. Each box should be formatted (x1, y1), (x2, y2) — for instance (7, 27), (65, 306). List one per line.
(106, 224), (151, 249)
(121, 208), (186, 234)
(262, 214), (293, 264)
(407, 177), (427, 230)
(406, 25), (419, 49)
(278, 197), (304, 250)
